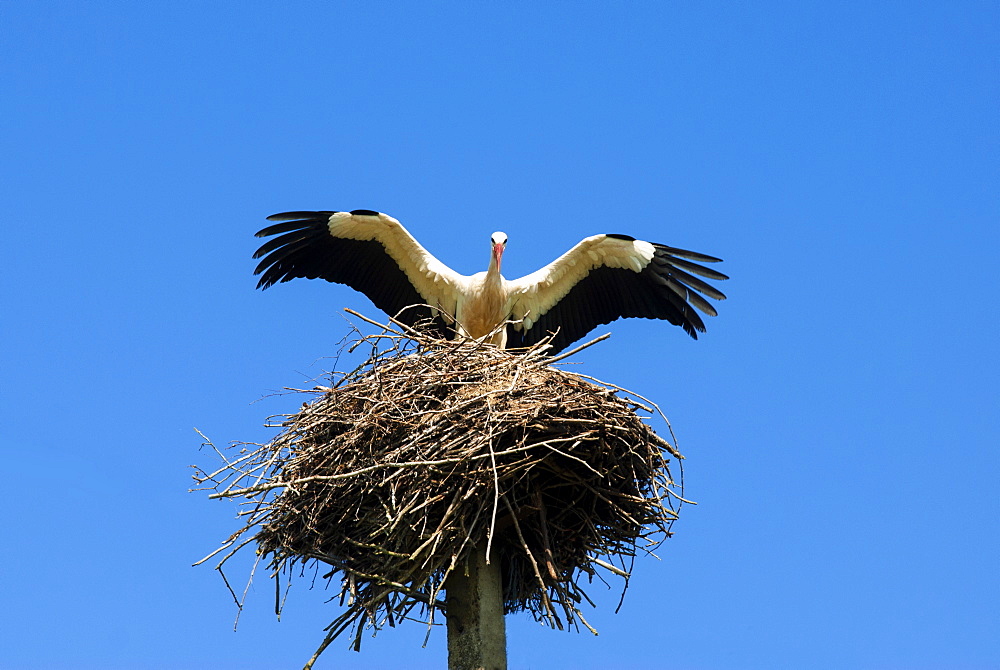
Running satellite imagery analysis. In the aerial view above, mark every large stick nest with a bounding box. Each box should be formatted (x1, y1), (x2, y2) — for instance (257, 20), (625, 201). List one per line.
(195, 316), (686, 659)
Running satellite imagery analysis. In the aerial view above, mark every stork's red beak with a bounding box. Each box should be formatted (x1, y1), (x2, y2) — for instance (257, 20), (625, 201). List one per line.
(493, 243), (504, 266)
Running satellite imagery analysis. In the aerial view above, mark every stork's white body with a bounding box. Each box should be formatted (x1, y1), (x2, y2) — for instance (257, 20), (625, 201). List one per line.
(455, 268), (508, 344)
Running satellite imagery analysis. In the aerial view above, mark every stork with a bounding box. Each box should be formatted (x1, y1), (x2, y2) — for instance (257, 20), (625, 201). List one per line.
(253, 210), (727, 354)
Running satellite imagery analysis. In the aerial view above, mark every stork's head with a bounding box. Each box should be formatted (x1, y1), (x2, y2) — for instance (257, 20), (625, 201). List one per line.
(491, 231), (507, 270)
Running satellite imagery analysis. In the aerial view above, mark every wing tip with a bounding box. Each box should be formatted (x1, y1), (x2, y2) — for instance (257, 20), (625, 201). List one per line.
(265, 211), (339, 222)
(254, 273), (274, 290)
(655, 243), (725, 265)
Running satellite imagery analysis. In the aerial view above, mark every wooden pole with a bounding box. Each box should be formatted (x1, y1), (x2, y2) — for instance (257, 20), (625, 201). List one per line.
(445, 543), (507, 670)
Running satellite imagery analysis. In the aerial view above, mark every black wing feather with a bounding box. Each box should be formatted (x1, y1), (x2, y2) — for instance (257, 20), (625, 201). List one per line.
(653, 254), (729, 282)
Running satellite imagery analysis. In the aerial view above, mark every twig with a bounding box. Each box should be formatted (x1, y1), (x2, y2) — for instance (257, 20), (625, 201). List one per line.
(543, 332), (612, 365)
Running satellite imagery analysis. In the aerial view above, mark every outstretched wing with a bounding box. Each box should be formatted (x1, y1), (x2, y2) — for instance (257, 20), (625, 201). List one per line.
(253, 210), (466, 336)
(504, 234), (727, 353)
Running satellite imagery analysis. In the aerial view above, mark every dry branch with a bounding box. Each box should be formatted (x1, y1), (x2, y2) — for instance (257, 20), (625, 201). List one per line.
(194, 319), (686, 666)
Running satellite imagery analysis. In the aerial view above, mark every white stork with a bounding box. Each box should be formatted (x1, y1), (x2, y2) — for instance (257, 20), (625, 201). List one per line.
(253, 210), (727, 354)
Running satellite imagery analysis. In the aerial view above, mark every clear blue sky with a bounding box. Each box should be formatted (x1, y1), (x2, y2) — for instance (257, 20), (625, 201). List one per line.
(2, 3), (997, 669)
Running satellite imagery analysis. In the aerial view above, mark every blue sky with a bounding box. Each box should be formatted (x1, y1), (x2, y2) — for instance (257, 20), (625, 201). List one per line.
(2, 2), (997, 669)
